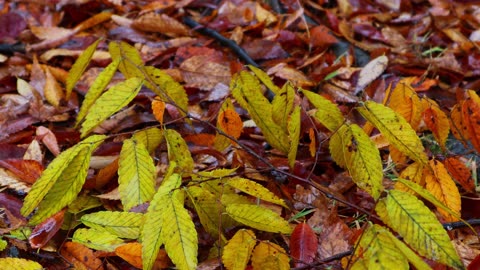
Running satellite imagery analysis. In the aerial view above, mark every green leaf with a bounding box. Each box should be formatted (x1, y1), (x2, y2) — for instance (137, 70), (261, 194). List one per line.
(66, 38), (102, 99)
(143, 66), (189, 117)
(164, 129), (194, 175)
(81, 77), (143, 137)
(108, 40), (144, 79)
(72, 228), (124, 252)
(302, 90), (344, 131)
(385, 190), (462, 269)
(118, 138), (156, 211)
(81, 211), (144, 239)
(76, 58), (120, 126)
(231, 71), (290, 153)
(357, 101), (428, 164)
(142, 173), (181, 270)
(29, 138), (104, 225)
(288, 106), (301, 168)
(227, 177), (287, 207)
(226, 204), (292, 234)
(21, 135), (106, 222)
(161, 189), (198, 270)
(132, 127), (164, 153)
(329, 123), (383, 199)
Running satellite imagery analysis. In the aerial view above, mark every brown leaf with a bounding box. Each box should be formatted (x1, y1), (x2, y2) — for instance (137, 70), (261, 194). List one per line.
(132, 12), (189, 37)
(180, 55), (231, 90)
(36, 126), (60, 156)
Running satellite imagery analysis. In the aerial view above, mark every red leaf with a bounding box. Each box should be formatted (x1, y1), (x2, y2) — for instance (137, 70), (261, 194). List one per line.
(29, 209), (65, 249)
(290, 223), (318, 267)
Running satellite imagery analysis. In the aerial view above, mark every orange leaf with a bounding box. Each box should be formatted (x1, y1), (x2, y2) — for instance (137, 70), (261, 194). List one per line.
(462, 91), (480, 153)
(116, 242), (170, 269)
(218, 108), (243, 141)
(290, 223), (318, 267)
(152, 97), (166, 124)
(444, 157), (474, 193)
(96, 158), (119, 190)
(424, 160), (461, 222)
(387, 79), (422, 130)
(450, 103), (470, 145)
(421, 99), (449, 150)
(61, 242), (104, 270)
(0, 159), (43, 184)
(184, 133), (216, 146)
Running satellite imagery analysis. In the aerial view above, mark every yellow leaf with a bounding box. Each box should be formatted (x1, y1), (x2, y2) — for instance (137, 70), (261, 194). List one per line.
(161, 189), (198, 270)
(76, 58), (120, 126)
(227, 177), (287, 207)
(186, 186), (224, 238)
(108, 41), (144, 79)
(395, 162), (425, 193)
(226, 204), (292, 234)
(152, 97), (166, 124)
(143, 66), (189, 118)
(424, 160), (461, 221)
(384, 228), (433, 270)
(422, 98), (449, 150)
(81, 211), (143, 239)
(272, 82), (295, 130)
(142, 173), (181, 270)
(248, 65), (280, 95)
(288, 106), (301, 168)
(22, 135), (106, 224)
(132, 127), (164, 153)
(118, 138), (156, 211)
(164, 129), (194, 175)
(66, 38), (102, 99)
(302, 90), (344, 131)
(385, 190), (462, 269)
(0, 258), (43, 270)
(357, 101), (428, 165)
(354, 224), (408, 270)
(231, 71), (290, 153)
(396, 178), (463, 224)
(72, 228), (124, 252)
(251, 241), (289, 270)
(222, 229), (257, 270)
(44, 66), (64, 107)
(387, 79), (422, 130)
(81, 77), (143, 137)
(329, 123), (383, 199)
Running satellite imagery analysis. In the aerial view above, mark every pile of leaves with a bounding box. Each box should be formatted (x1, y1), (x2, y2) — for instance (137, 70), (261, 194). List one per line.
(1, 0), (480, 269)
